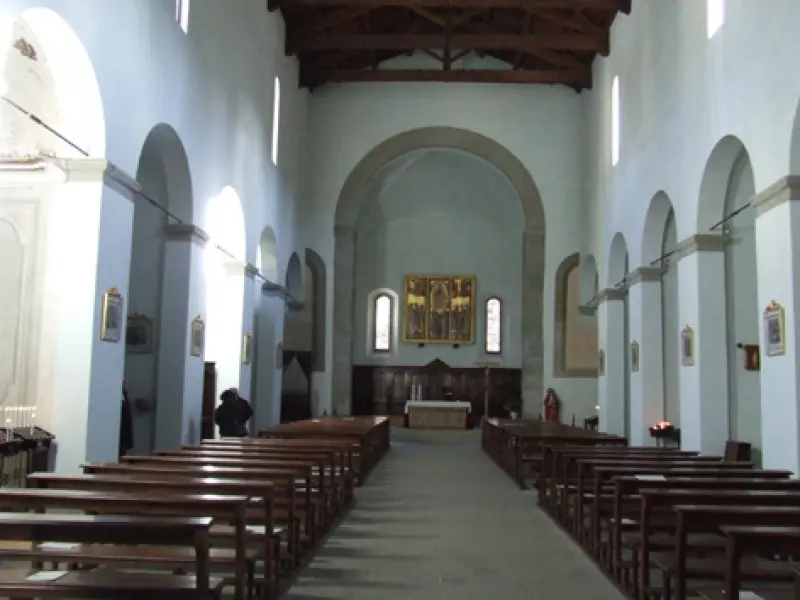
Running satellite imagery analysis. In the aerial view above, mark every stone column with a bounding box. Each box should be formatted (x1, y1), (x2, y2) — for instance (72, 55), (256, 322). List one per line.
(332, 226), (355, 416)
(521, 228), (546, 417)
(597, 287), (627, 436)
(627, 266), (664, 445)
(675, 234), (729, 453)
(155, 223), (208, 449)
(752, 176), (800, 474)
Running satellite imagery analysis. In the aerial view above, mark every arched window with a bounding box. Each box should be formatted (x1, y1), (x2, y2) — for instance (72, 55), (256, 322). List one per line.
(611, 75), (620, 166)
(707, 0), (725, 39)
(271, 77), (281, 166)
(175, 0), (190, 33)
(373, 293), (393, 352)
(485, 297), (502, 354)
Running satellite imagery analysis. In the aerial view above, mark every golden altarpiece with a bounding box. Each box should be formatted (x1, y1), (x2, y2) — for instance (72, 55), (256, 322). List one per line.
(403, 275), (476, 345)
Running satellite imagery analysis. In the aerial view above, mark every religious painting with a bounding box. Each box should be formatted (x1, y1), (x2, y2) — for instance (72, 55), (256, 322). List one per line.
(598, 349), (605, 376)
(681, 325), (695, 367)
(100, 287), (124, 343)
(403, 276), (428, 342)
(630, 340), (640, 373)
(402, 275), (476, 344)
(126, 313), (154, 354)
(764, 300), (786, 357)
(450, 277), (475, 344)
(189, 315), (205, 357)
(738, 343), (760, 371)
(242, 333), (252, 365)
(426, 277), (451, 342)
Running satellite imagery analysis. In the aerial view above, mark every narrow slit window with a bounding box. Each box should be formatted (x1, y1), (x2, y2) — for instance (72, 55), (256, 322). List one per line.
(271, 77), (281, 166)
(176, 0), (190, 33)
(485, 297), (502, 354)
(707, 0), (725, 39)
(373, 294), (393, 352)
(611, 75), (620, 167)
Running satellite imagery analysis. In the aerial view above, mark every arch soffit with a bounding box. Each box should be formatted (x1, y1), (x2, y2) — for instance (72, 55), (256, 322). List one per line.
(333, 127), (545, 233)
(789, 99), (800, 176)
(696, 134), (751, 232)
(285, 251), (304, 301)
(258, 226), (279, 280)
(606, 232), (629, 287)
(136, 123), (194, 222)
(640, 190), (675, 265)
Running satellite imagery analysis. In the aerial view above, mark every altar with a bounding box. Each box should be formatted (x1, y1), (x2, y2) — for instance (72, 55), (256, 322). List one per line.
(405, 401), (471, 430)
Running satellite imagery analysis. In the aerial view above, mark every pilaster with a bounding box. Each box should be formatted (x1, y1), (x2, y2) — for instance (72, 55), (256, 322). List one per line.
(332, 226), (356, 416)
(597, 286), (626, 436)
(752, 176), (800, 474)
(675, 233), (729, 453)
(626, 266), (664, 445)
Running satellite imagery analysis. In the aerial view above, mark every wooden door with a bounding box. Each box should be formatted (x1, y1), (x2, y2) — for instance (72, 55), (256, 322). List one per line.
(201, 362), (216, 439)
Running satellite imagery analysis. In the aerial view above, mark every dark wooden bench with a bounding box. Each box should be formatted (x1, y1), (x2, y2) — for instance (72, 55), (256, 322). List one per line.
(0, 513), (222, 599)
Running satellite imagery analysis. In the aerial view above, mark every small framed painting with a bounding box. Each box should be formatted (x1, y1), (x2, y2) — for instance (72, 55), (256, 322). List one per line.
(126, 313), (154, 354)
(681, 325), (695, 367)
(190, 315), (205, 357)
(242, 333), (252, 365)
(764, 300), (786, 357)
(630, 340), (640, 372)
(100, 287), (124, 342)
(598, 349), (606, 376)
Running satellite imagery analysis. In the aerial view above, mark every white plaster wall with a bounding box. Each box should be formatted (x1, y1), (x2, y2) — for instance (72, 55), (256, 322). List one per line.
(304, 81), (587, 412)
(584, 0), (800, 269)
(353, 149), (523, 368)
(1, 0), (308, 462)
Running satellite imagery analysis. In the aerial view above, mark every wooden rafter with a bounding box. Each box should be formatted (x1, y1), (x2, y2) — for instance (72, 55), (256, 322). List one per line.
(274, 0), (630, 11)
(305, 68), (588, 85)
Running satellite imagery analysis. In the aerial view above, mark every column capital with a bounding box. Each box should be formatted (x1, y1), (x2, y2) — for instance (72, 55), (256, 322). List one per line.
(626, 266), (664, 286)
(245, 263), (260, 279)
(752, 175), (800, 218)
(675, 233), (729, 262)
(597, 287), (626, 303)
(162, 223), (209, 247)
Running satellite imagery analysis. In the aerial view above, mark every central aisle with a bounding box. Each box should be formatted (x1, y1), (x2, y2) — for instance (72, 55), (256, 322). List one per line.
(283, 428), (626, 600)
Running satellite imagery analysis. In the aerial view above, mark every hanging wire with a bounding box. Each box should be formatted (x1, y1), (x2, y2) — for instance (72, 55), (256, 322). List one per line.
(1, 94), (301, 304)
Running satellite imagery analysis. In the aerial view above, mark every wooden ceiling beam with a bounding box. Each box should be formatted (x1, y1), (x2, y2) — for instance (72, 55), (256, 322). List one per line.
(301, 6), (374, 33)
(280, 0), (629, 11)
(301, 67), (589, 87)
(291, 32), (608, 53)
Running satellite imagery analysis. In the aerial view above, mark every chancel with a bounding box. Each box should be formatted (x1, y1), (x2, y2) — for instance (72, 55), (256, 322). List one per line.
(1, 0), (800, 598)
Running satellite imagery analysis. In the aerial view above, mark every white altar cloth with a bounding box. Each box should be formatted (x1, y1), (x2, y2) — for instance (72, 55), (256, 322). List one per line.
(404, 400), (472, 414)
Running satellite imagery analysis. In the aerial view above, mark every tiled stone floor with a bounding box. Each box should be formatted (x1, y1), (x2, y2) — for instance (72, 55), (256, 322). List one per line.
(282, 427), (627, 600)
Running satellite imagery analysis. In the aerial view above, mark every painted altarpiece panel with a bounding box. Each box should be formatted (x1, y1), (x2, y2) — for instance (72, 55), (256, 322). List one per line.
(403, 275), (476, 344)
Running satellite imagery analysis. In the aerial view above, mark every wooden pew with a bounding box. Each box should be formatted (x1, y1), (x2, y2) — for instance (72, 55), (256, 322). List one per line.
(259, 416), (390, 485)
(650, 502), (800, 600)
(0, 488), (251, 600)
(0, 513), (222, 599)
(700, 526), (800, 600)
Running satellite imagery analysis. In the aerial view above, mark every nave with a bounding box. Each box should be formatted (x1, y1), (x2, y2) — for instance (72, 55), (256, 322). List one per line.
(287, 427), (624, 600)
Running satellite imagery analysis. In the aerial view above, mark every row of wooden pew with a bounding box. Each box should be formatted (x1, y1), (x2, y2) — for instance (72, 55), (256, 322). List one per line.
(0, 416), (390, 599)
(483, 419), (800, 600)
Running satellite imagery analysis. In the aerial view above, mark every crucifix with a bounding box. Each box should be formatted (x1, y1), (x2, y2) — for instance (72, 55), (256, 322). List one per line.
(475, 360), (500, 418)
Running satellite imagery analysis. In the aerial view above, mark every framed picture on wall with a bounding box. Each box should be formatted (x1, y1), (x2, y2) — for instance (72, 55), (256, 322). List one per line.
(764, 300), (786, 356)
(242, 333), (252, 365)
(100, 287), (124, 343)
(189, 315), (205, 357)
(681, 325), (695, 367)
(126, 313), (154, 354)
(598, 349), (605, 376)
(630, 340), (640, 372)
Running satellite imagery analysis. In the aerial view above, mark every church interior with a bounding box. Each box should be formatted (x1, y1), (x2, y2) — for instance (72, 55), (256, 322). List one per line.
(2, 0), (800, 598)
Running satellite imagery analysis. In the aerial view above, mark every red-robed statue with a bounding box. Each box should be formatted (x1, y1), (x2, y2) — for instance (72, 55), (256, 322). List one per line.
(543, 388), (561, 423)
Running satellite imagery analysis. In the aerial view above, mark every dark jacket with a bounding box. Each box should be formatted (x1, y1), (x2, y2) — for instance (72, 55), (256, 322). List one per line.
(215, 396), (253, 437)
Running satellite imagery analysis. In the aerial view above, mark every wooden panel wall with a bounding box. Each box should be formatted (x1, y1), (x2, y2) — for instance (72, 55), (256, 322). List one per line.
(351, 361), (521, 421)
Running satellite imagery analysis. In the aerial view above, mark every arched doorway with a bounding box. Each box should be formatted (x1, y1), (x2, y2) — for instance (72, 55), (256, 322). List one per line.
(332, 127), (545, 416)
(205, 186), (246, 431)
(126, 123), (193, 452)
(697, 136), (760, 459)
(280, 252), (311, 422)
(0, 8), (106, 469)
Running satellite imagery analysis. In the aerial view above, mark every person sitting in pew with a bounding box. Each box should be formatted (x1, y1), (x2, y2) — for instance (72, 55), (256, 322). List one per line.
(215, 388), (253, 437)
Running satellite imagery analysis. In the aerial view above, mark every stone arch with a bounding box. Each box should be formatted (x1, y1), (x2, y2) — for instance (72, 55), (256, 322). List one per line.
(257, 227), (278, 281)
(332, 126), (546, 416)
(0, 8), (105, 157)
(697, 135), (750, 231)
(554, 253), (597, 377)
(305, 248), (327, 372)
(607, 232), (629, 286)
(579, 254), (599, 305)
(641, 191), (675, 264)
(136, 123), (194, 221)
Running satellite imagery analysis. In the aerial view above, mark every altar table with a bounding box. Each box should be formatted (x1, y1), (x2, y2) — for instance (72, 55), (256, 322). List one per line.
(404, 401), (471, 430)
